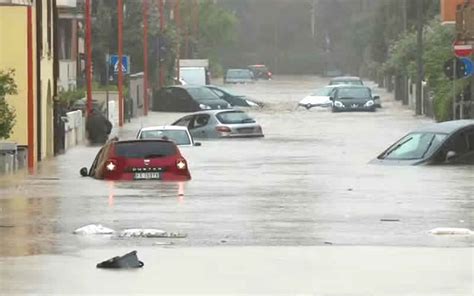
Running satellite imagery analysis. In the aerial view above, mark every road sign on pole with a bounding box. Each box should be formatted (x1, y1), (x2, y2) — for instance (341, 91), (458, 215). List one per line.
(454, 42), (473, 57)
(460, 57), (473, 77)
(109, 55), (130, 74)
(443, 57), (467, 79)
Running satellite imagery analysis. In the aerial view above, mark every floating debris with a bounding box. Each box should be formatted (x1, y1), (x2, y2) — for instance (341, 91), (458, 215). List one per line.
(97, 250), (144, 269)
(380, 219), (400, 222)
(429, 227), (473, 235)
(73, 224), (115, 235)
(119, 229), (187, 238)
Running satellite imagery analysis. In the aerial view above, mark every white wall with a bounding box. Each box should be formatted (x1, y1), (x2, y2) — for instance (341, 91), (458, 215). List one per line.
(59, 60), (77, 92)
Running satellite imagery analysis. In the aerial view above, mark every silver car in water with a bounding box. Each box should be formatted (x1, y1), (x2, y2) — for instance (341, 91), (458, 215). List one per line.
(171, 110), (264, 139)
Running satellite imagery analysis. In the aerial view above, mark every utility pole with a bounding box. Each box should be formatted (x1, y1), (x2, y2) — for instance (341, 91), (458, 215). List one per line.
(143, 0), (149, 116)
(27, 5), (34, 170)
(415, 0), (423, 115)
(158, 0), (165, 88)
(85, 0), (92, 117)
(175, 0), (181, 82)
(118, 0), (124, 126)
(311, 0), (316, 39)
(402, 0), (409, 105)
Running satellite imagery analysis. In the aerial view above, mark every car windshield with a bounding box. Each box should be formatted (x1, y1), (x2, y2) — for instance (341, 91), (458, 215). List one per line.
(216, 111), (255, 124)
(227, 70), (252, 79)
(311, 87), (334, 96)
(381, 133), (447, 160)
(330, 80), (363, 86)
(187, 87), (221, 101)
(337, 88), (371, 99)
(114, 141), (177, 158)
(139, 130), (191, 145)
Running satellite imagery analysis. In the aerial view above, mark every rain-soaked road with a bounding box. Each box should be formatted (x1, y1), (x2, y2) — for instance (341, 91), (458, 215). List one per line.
(0, 76), (473, 258)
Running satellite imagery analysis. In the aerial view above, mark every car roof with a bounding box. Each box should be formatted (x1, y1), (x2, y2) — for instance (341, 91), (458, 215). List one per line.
(114, 139), (177, 145)
(334, 85), (369, 89)
(412, 120), (474, 134)
(227, 68), (250, 71)
(139, 125), (189, 132)
(163, 85), (211, 90)
(330, 76), (362, 81)
(185, 109), (243, 116)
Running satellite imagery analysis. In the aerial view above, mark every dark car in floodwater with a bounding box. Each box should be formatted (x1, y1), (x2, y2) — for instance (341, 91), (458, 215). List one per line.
(371, 120), (474, 165)
(224, 69), (255, 84)
(152, 85), (231, 112)
(248, 64), (272, 80)
(330, 85), (376, 112)
(205, 85), (264, 108)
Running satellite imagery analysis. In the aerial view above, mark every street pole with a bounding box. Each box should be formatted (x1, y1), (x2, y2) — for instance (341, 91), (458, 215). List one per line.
(118, 0), (124, 127)
(158, 0), (165, 88)
(175, 0), (181, 82)
(453, 58), (457, 119)
(27, 5), (34, 170)
(415, 0), (423, 116)
(143, 0), (149, 116)
(85, 0), (93, 117)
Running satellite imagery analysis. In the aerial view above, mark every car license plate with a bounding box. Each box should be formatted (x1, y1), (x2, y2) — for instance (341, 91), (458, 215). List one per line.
(134, 172), (161, 180)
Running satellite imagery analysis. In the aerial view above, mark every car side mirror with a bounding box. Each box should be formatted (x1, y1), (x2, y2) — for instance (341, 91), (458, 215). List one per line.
(373, 95), (380, 100)
(194, 142), (202, 147)
(329, 97), (334, 101)
(446, 151), (457, 162)
(80, 167), (89, 177)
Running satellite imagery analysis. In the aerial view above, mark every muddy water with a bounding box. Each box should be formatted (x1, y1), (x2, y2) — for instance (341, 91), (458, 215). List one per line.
(0, 76), (472, 258)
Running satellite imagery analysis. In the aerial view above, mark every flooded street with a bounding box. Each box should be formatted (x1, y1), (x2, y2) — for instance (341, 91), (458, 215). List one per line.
(0, 76), (472, 294)
(1, 76), (473, 255)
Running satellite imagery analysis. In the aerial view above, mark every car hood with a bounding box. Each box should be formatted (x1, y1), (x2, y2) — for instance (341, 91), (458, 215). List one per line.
(299, 95), (331, 105)
(336, 97), (372, 105)
(369, 158), (427, 166)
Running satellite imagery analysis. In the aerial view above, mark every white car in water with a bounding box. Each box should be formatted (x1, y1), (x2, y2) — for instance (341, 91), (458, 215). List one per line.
(136, 126), (201, 147)
(298, 86), (338, 109)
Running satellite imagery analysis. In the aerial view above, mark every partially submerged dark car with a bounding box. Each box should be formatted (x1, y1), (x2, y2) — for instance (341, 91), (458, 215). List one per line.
(330, 85), (377, 112)
(372, 120), (474, 165)
(152, 85), (231, 112)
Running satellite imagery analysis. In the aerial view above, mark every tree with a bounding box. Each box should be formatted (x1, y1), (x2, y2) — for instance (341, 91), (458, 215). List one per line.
(0, 69), (17, 140)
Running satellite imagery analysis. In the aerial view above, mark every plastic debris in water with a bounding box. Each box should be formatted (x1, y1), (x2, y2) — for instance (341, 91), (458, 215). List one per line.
(119, 228), (187, 238)
(429, 227), (473, 235)
(73, 224), (115, 235)
(97, 250), (144, 269)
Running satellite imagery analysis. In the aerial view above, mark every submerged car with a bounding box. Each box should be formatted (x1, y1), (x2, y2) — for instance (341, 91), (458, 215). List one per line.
(372, 120), (474, 165)
(330, 85), (377, 112)
(329, 76), (364, 86)
(136, 126), (201, 147)
(152, 85), (231, 112)
(298, 86), (338, 109)
(80, 139), (191, 181)
(205, 85), (263, 108)
(172, 109), (264, 139)
(224, 69), (255, 84)
(248, 64), (272, 80)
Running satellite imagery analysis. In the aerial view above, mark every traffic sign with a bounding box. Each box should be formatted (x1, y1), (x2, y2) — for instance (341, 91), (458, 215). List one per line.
(443, 57), (467, 80)
(460, 57), (473, 77)
(109, 55), (130, 74)
(453, 42), (473, 57)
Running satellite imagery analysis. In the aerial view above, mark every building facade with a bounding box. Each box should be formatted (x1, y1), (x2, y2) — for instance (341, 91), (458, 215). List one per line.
(0, 0), (58, 166)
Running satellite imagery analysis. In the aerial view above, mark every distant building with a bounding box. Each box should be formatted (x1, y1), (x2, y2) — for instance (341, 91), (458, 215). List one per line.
(57, 0), (83, 92)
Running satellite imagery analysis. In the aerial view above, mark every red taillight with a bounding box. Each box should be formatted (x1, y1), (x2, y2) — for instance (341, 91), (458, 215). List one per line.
(268, 72), (272, 76)
(216, 126), (231, 133)
(176, 158), (187, 170)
